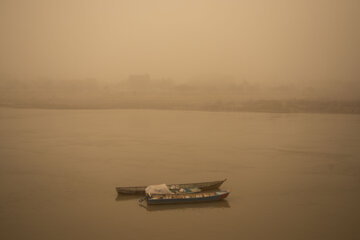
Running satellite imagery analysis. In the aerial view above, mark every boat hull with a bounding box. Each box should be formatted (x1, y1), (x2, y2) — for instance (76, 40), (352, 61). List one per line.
(146, 191), (230, 205)
(116, 179), (226, 195)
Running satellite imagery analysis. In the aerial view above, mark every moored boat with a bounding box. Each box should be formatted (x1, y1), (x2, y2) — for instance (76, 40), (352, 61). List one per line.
(116, 179), (226, 195)
(145, 190), (230, 205)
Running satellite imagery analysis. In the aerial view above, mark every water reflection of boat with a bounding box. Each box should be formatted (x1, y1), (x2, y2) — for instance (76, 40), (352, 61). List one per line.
(116, 179), (226, 195)
(115, 195), (141, 202)
(143, 199), (231, 212)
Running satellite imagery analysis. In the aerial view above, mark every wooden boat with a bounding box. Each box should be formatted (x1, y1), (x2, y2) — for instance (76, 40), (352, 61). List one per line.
(145, 190), (230, 205)
(116, 179), (226, 195)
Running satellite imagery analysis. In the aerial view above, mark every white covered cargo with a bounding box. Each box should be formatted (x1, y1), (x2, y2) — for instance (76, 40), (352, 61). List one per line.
(145, 184), (173, 197)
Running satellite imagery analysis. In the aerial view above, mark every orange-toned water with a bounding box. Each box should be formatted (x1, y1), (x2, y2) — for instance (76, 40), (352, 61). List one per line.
(1, 108), (359, 240)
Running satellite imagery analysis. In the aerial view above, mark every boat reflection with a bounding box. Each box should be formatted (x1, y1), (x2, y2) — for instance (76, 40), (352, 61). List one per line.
(142, 200), (231, 212)
(115, 194), (140, 202)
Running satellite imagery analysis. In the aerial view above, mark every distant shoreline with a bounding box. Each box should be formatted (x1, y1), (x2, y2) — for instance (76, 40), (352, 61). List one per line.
(1, 99), (359, 115)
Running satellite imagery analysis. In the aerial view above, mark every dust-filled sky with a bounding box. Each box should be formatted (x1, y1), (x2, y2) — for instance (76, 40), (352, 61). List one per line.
(0, 0), (359, 83)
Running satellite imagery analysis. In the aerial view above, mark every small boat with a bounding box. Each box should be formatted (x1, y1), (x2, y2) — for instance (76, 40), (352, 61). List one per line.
(116, 179), (226, 195)
(145, 190), (230, 205)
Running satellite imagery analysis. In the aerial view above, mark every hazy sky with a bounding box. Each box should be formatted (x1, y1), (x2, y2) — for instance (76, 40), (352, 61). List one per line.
(0, 0), (359, 82)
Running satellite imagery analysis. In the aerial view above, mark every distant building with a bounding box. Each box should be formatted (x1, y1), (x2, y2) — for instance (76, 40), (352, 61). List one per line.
(126, 74), (151, 89)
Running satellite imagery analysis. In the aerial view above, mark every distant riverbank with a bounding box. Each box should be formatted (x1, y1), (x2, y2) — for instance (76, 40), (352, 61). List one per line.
(1, 78), (360, 114)
(1, 99), (359, 114)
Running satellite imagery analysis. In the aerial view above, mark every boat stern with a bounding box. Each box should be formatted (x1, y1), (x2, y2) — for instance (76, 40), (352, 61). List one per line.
(217, 190), (230, 199)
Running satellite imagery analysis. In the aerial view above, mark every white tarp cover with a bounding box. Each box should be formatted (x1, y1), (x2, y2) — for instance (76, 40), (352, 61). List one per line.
(145, 184), (173, 196)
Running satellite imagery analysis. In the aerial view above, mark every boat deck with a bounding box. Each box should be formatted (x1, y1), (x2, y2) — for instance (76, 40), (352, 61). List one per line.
(146, 190), (230, 205)
(151, 192), (218, 200)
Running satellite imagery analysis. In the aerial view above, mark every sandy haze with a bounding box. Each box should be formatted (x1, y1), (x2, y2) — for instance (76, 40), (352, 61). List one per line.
(1, 0), (360, 112)
(1, 2), (360, 240)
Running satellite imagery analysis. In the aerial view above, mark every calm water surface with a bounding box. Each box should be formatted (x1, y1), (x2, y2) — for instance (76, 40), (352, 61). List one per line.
(0, 108), (359, 240)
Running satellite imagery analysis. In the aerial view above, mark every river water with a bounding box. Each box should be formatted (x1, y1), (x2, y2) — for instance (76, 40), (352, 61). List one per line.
(0, 108), (359, 240)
